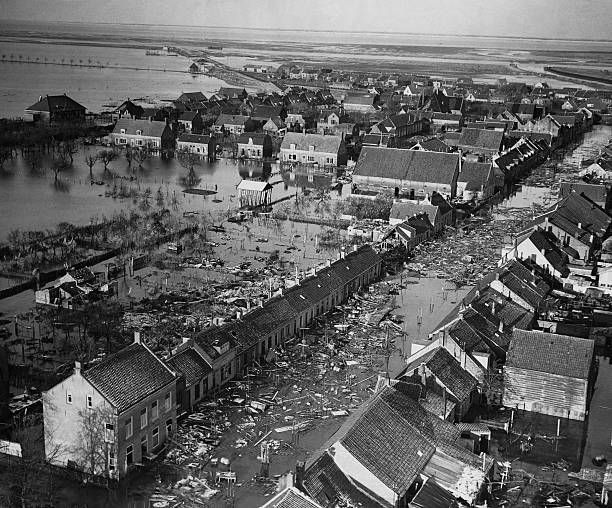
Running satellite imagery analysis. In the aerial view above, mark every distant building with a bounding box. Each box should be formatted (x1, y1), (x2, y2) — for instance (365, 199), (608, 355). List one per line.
(458, 128), (505, 157)
(177, 111), (203, 134)
(43, 334), (177, 479)
(237, 133), (273, 159)
(213, 114), (249, 135)
(343, 92), (378, 113)
(111, 118), (174, 151)
(280, 132), (347, 167)
(352, 147), (460, 199)
(24, 94), (86, 123)
(456, 161), (496, 201)
(176, 133), (215, 157)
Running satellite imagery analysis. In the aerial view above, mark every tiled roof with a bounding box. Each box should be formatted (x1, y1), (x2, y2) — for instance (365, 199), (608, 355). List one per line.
(404, 347), (478, 403)
(113, 118), (169, 138)
(179, 111), (199, 121)
(26, 94), (86, 113)
(260, 487), (323, 508)
(559, 183), (609, 205)
(341, 392), (436, 494)
(420, 137), (451, 153)
(280, 132), (343, 153)
(215, 113), (249, 126)
(458, 128), (504, 152)
(353, 147), (459, 185)
(84, 343), (175, 412)
(237, 132), (268, 145)
(458, 162), (492, 188)
(303, 452), (389, 508)
(177, 133), (211, 144)
(507, 330), (594, 379)
(411, 478), (458, 508)
(390, 201), (441, 225)
(166, 348), (212, 387)
(524, 230), (570, 276)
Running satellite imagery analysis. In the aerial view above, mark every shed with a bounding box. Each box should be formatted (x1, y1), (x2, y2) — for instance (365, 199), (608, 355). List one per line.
(503, 330), (594, 421)
(237, 180), (272, 208)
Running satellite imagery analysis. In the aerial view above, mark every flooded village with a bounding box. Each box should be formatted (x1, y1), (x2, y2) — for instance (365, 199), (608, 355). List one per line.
(2, 8), (612, 508)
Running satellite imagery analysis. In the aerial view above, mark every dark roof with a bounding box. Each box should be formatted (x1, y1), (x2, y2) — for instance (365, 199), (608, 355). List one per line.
(166, 348), (212, 387)
(507, 330), (594, 379)
(458, 162), (492, 190)
(113, 118), (169, 138)
(26, 94), (86, 113)
(404, 347), (478, 403)
(215, 113), (249, 126)
(178, 91), (207, 103)
(341, 392), (436, 494)
(419, 137), (450, 153)
(458, 128), (504, 152)
(354, 147), (459, 185)
(177, 133), (212, 144)
(84, 343), (175, 412)
(303, 452), (388, 508)
(559, 183), (609, 205)
(524, 230), (570, 276)
(179, 111), (199, 121)
(411, 478), (458, 508)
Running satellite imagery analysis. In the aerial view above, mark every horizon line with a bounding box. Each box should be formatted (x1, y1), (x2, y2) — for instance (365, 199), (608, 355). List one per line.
(2, 18), (612, 44)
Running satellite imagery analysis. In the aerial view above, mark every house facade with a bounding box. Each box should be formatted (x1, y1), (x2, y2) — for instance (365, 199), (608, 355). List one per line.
(280, 132), (347, 167)
(176, 133), (214, 156)
(43, 336), (177, 479)
(111, 118), (174, 152)
(24, 94), (86, 123)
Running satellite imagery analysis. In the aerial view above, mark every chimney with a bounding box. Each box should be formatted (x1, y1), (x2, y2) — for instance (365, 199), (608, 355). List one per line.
(458, 149), (463, 173)
(236, 311), (242, 320)
(134, 330), (141, 344)
(419, 363), (427, 386)
(577, 222), (582, 230)
(182, 337), (190, 345)
(491, 301), (496, 315)
(295, 461), (305, 490)
(498, 320), (504, 333)
(74, 361), (82, 376)
(326, 259), (332, 267)
(340, 249), (346, 259)
(494, 272), (500, 280)
(353, 244), (358, 252)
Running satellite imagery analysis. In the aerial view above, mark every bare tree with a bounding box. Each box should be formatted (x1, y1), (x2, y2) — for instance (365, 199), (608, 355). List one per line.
(51, 155), (70, 182)
(24, 151), (44, 176)
(132, 145), (151, 170)
(177, 148), (201, 188)
(98, 149), (117, 173)
(125, 146), (133, 170)
(85, 153), (98, 179)
(60, 139), (78, 165)
(73, 406), (116, 477)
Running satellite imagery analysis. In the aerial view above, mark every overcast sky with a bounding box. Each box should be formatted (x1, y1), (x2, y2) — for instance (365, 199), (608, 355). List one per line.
(2, 0), (612, 40)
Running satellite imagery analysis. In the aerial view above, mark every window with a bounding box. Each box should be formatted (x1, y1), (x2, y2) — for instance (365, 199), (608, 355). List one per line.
(125, 417), (133, 438)
(108, 448), (116, 472)
(105, 423), (114, 443)
(267, 336), (271, 349)
(195, 383), (200, 400)
(66, 392), (72, 404)
(136, 139), (143, 146)
(152, 427), (159, 448)
(164, 392), (172, 412)
(126, 445), (133, 466)
(86, 395), (93, 409)
(120, 129), (126, 134)
(203, 378), (208, 393)
(140, 434), (148, 456)
(308, 156), (315, 162)
(140, 407), (147, 429)
(290, 143), (296, 150)
(120, 138), (126, 144)
(136, 129), (142, 135)
(166, 418), (173, 436)
(151, 400), (158, 421)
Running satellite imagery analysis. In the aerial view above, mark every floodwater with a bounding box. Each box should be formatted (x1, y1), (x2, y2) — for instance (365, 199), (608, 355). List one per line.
(0, 148), (348, 241)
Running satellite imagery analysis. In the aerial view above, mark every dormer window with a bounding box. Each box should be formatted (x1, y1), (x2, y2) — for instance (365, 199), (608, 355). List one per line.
(309, 145), (314, 151)
(136, 129), (142, 135)
(120, 129), (125, 134)
(290, 143), (296, 150)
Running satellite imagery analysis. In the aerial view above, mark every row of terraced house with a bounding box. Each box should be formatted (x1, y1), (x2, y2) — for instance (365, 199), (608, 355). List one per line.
(41, 245), (382, 481)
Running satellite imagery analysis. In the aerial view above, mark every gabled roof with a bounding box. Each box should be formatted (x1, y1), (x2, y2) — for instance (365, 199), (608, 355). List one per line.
(260, 487), (323, 508)
(179, 111), (199, 121)
(559, 183), (609, 205)
(419, 137), (451, 153)
(26, 94), (86, 113)
(237, 132), (267, 145)
(166, 348), (212, 387)
(354, 147), (460, 185)
(280, 132), (343, 153)
(178, 91), (207, 103)
(177, 133), (212, 144)
(112, 118), (169, 138)
(390, 201), (441, 226)
(458, 162), (492, 190)
(458, 128), (504, 152)
(403, 347), (478, 403)
(507, 330), (594, 379)
(215, 113), (249, 126)
(523, 229), (570, 276)
(304, 452), (389, 508)
(84, 343), (175, 412)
